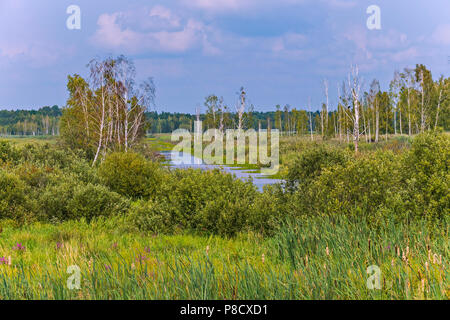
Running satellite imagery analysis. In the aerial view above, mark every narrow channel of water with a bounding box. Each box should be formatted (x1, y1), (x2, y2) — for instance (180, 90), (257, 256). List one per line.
(160, 151), (282, 191)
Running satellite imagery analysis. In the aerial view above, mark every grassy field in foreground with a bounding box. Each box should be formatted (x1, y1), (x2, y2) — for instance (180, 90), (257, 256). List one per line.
(0, 216), (447, 300)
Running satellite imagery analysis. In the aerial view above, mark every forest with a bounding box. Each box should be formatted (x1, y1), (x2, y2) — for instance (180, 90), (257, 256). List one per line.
(0, 106), (61, 136)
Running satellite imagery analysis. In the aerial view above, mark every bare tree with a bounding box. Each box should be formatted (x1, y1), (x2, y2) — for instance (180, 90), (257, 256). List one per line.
(308, 97), (313, 141)
(369, 79), (380, 142)
(236, 87), (246, 132)
(400, 68), (415, 136)
(323, 79), (329, 138)
(340, 65), (363, 153)
(434, 76), (448, 130)
(218, 96), (225, 133)
(419, 69), (426, 133)
(389, 71), (401, 135)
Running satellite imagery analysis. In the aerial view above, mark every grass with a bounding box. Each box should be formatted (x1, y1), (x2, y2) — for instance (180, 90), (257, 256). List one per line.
(145, 134), (177, 152)
(1, 135), (58, 147)
(0, 216), (447, 300)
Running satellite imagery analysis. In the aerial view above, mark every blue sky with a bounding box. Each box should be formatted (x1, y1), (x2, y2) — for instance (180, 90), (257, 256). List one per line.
(0, 0), (449, 113)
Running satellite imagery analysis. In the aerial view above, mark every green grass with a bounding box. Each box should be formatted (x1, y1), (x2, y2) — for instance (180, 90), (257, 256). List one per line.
(0, 216), (447, 300)
(145, 135), (177, 152)
(1, 135), (58, 147)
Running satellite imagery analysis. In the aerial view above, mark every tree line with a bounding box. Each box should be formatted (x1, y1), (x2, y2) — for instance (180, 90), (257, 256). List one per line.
(2, 61), (448, 151)
(0, 106), (61, 136)
(148, 64), (449, 147)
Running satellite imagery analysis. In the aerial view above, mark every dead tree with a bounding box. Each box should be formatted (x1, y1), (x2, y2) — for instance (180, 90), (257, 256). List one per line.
(236, 87), (246, 132)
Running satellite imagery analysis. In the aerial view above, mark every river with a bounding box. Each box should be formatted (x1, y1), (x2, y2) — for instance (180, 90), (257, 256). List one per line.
(160, 151), (282, 191)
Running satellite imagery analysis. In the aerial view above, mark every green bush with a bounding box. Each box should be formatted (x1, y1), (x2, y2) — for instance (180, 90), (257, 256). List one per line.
(305, 151), (401, 222)
(68, 183), (130, 221)
(400, 132), (449, 220)
(285, 143), (349, 192)
(281, 132), (449, 224)
(0, 140), (20, 164)
(14, 163), (51, 189)
(0, 169), (30, 223)
(38, 176), (129, 222)
(98, 152), (162, 199)
(131, 169), (258, 237)
(247, 184), (286, 236)
(129, 199), (174, 235)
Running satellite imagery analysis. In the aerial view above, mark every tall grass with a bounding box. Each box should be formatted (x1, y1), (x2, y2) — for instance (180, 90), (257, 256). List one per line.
(0, 216), (447, 300)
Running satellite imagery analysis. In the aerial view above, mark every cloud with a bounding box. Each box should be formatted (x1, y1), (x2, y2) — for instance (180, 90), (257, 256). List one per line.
(181, 0), (355, 12)
(335, 25), (424, 73)
(182, 0), (244, 11)
(91, 7), (219, 55)
(0, 41), (69, 68)
(431, 24), (450, 45)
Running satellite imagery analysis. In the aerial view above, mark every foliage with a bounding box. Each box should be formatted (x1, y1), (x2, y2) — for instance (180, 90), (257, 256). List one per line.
(98, 152), (162, 199)
(285, 143), (350, 192)
(131, 169), (258, 237)
(0, 139), (20, 163)
(400, 131), (449, 220)
(60, 56), (154, 163)
(37, 176), (129, 223)
(0, 169), (29, 223)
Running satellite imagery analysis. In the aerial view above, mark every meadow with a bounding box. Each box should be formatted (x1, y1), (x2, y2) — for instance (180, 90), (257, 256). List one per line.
(0, 216), (447, 300)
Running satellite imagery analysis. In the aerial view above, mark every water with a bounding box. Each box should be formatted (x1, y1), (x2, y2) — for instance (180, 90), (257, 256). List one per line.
(160, 151), (282, 191)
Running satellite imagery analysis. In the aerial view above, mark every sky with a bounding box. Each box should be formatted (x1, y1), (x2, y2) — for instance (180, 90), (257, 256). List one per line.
(0, 0), (449, 113)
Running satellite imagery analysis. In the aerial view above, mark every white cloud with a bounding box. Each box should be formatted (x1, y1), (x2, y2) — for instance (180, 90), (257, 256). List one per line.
(431, 24), (450, 45)
(0, 41), (69, 68)
(91, 7), (219, 54)
(181, 0), (355, 12)
(182, 0), (243, 11)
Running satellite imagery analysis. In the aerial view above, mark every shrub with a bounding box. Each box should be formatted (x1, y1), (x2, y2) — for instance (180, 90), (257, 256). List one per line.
(131, 169), (258, 237)
(18, 143), (87, 169)
(38, 176), (129, 222)
(285, 143), (349, 192)
(0, 140), (20, 164)
(14, 163), (51, 189)
(305, 151), (401, 222)
(68, 183), (130, 221)
(129, 199), (174, 235)
(98, 152), (162, 199)
(247, 184), (286, 236)
(400, 132), (449, 220)
(0, 169), (30, 223)
(281, 132), (449, 224)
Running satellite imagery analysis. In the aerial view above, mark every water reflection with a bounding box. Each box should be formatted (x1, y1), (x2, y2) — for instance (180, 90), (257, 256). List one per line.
(160, 151), (282, 191)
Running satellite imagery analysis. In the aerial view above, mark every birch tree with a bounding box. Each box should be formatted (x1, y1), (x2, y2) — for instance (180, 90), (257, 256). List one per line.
(236, 87), (246, 132)
(369, 79), (380, 142)
(61, 56), (154, 165)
